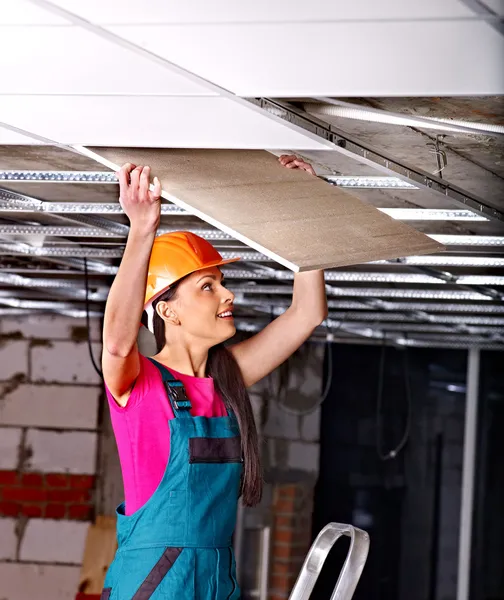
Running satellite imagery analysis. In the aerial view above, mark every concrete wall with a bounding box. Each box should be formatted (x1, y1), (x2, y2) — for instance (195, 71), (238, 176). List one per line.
(0, 315), (102, 600)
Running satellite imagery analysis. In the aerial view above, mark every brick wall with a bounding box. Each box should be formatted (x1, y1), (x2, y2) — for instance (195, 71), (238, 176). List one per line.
(0, 315), (102, 600)
(256, 343), (325, 599)
(269, 482), (314, 600)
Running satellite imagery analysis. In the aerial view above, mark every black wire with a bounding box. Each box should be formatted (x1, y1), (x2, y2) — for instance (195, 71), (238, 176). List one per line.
(376, 337), (412, 461)
(83, 258), (103, 379)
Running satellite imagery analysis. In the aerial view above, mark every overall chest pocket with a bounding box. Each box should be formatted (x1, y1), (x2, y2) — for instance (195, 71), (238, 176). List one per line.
(189, 436), (242, 464)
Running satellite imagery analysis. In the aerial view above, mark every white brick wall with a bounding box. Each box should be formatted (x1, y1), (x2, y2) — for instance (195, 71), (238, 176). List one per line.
(0, 340), (29, 379)
(0, 315), (104, 600)
(0, 517), (17, 560)
(0, 563), (80, 600)
(31, 341), (102, 385)
(0, 427), (22, 469)
(0, 384), (100, 430)
(19, 519), (89, 564)
(25, 429), (98, 474)
(1, 315), (102, 343)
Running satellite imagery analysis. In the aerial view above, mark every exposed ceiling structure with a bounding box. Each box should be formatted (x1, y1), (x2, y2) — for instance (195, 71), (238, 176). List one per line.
(1, 0), (503, 349)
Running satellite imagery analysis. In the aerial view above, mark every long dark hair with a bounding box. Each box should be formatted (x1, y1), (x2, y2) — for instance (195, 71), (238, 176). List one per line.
(142, 282), (262, 506)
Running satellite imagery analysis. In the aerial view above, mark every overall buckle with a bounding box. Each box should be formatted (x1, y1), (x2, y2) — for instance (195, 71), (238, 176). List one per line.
(167, 381), (192, 410)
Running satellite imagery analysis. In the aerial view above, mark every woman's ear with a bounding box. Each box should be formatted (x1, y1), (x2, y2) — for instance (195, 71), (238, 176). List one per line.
(156, 301), (180, 326)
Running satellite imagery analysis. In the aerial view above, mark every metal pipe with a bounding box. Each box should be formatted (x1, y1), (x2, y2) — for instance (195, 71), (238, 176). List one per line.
(457, 347), (481, 600)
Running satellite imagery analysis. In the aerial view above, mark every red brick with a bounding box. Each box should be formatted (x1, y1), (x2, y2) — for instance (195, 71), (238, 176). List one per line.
(278, 485), (298, 498)
(274, 529), (297, 544)
(272, 544), (292, 559)
(0, 501), (21, 517)
(69, 475), (95, 490)
(48, 489), (91, 503)
(3, 487), (48, 502)
(21, 472), (44, 487)
(45, 503), (66, 519)
(274, 498), (296, 513)
(270, 574), (295, 594)
(68, 504), (93, 521)
(45, 473), (69, 488)
(274, 516), (292, 528)
(0, 470), (19, 485)
(21, 504), (43, 518)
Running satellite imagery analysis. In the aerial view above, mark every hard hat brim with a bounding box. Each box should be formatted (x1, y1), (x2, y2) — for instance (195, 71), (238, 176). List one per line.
(143, 255), (241, 312)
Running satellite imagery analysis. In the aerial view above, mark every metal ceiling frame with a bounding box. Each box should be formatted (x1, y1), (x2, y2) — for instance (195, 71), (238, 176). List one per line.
(247, 98), (504, 222)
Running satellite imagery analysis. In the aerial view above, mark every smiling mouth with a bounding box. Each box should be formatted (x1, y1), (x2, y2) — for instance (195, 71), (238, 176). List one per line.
(217, 310), (234, 319)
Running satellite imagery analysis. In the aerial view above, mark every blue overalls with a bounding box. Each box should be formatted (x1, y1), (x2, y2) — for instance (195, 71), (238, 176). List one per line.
(101, 358), (243, 599)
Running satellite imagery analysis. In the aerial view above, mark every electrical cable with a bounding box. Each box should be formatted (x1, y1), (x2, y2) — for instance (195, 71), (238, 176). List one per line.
(375, 337), (412, 460)
(83, 258), (103, 379)
(275, 321), (335, 416)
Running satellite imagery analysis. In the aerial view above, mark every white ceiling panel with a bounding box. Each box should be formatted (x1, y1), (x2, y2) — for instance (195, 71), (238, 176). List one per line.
(0, 125), (42, 144)
(108, 21), (504, 96)
(0, 96), (330, 149)
(0, 26), (216, 96)
(479, 0), (504, 17)
(1, 0), (67, 24)
(34, 0), (475, 24)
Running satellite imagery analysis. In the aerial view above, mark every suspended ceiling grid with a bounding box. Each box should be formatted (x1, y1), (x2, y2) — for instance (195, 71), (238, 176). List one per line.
(0, 0), (503, 348)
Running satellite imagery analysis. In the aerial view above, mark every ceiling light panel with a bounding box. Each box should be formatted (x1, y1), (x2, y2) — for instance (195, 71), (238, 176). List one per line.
(327, 176), (417, 190)
(228, 284), (492, 301)
(428, 235), (504, 246)
(378, 208), (487, 221)
(374, 256), (504, 268)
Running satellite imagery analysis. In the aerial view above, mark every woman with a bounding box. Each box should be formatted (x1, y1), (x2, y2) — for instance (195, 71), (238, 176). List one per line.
(101, 155), (327, 599)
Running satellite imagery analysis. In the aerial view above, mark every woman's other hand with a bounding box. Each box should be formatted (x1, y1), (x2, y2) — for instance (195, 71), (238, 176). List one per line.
(117, 163), (162, 235)
(278, 154), (316, 176)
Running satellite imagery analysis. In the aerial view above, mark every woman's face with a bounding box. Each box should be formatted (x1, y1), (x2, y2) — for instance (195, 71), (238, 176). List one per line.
(168, 266), (236, 344)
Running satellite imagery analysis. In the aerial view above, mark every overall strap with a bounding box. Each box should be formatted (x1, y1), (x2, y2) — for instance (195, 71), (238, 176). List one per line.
(147, 357), (192, 418)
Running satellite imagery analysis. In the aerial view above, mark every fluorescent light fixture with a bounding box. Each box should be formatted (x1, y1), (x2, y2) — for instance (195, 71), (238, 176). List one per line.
(228, 284), (491, 301)
(326, 176), (417, 189)
(378, 208), (487, 222)
(429, 235), (504, 246)
(372, 256), (504, 268)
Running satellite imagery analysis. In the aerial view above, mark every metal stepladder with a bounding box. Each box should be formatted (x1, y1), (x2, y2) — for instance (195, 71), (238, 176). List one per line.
(288, 523), (370, 600)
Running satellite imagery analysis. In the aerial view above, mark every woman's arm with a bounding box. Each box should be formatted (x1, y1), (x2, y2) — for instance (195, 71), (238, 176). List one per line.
(102, 163), (161, 406)
(229, 155), (327, 387)
(229, 270), (327, 387)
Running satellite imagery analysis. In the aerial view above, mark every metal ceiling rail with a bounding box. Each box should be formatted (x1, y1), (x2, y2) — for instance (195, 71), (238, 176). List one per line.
(0, 273), (106, 301)
(242, 298), (504, 315)
(2, 302), (502, 349)
(1, 241), (502, 269)
(248, 98), (504, 222)
(229, 284), (492, 301)
(0, 187), (132, 237)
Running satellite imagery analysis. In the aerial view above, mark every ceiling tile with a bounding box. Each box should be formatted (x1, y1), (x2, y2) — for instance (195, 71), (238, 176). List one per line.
(0, 26), (216, 95)
(0, 95), (330, 148)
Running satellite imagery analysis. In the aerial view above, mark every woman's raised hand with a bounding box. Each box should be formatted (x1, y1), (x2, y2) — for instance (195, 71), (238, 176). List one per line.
(117, 163), (162, 235)
(278, 154), (316, 176)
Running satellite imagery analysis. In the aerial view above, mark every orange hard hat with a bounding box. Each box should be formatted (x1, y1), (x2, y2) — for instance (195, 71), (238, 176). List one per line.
(144, 231), (240, 308)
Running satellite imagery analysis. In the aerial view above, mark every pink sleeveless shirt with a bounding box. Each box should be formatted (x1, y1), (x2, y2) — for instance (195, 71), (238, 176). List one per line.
(105, 354), (227, 515)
